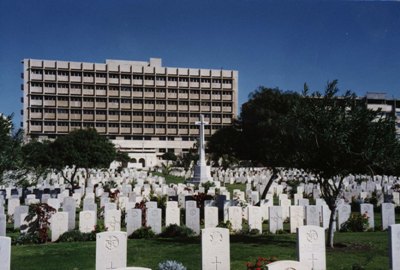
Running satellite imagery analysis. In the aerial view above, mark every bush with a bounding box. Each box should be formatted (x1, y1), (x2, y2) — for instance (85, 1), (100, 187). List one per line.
(12, 233), (41, 245)
(160, 224), (195, 238)
(158, 260), (187, 270)
(217, 220), (232, 232)
(58, 230), (96, 242)
(129, 226), (155, 239)
(340, 213), (369, 232)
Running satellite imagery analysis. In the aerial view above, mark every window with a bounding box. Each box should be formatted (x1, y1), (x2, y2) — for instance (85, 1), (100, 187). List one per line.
(133, 75), (142, 80)
(109, 74), (119, 78)
(96, 85), (106, 90)
(168, 77), (177, 81)
(96, 110), (106, 115)
(71, 84), (81, 89)
(83, 110), (93, 115)
(57, 122), (68, 126)
(58, 71), (68, 76)
(71, 72), (81, 77)
(83, 85), (94, 89)
(179, 77), (188, 82)
(57, 83), (68, 88)
(212, 79), (221, 83)
(121, 87), (131, 91)
(222, 79), (232, 84)
(201, 78), (210, 83)
(57, 109), (67, 113)
(156, 76), (165, 81)
(31, 69), (43, 74)
(190, 78), (200, 82)
(96, 73), (106, 78)
(83, 72), (94, 77)
(31, 82), (43, 87)
(121, 74), (130, 79)
(109, 86), (119, 91)
(145, 76), (154, 80)
(44, 70), (56, 75)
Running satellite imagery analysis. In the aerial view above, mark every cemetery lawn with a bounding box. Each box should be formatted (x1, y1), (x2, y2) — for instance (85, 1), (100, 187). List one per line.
(11, 231), (390, 270)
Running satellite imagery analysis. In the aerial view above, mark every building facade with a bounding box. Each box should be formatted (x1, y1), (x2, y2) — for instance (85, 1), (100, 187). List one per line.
(22, 58), (238, 167)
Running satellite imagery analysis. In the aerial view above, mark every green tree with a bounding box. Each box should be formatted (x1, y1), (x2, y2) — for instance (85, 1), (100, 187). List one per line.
(286, 80), (400, 247)
(0, 114), (23, 184)
(49, 128), (117, 190)
(21, 140), (52, 185)
(207, 124), (241, 165)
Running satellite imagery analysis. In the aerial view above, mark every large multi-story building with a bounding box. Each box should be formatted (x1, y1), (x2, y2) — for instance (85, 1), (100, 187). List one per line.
(22, 58), (238, 167)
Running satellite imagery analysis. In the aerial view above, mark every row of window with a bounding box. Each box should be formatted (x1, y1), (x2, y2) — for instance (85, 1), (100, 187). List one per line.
(30, 108), (232, 118)
(30, 121), (225, 129)
(30, 69), (233, 83)
(30, 83), (233, 94)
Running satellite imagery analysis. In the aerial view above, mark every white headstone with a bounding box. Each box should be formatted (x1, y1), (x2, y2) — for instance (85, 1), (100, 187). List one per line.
(204, 206), (219, 228)
(126, 209), (142, 236)
(290, 206), (304, 233)
(50, 212), (69, 242)
(297, 225), (326, 270)
(360, 203), (374, 229)
(186, 207), (200, 235)
(146, 208), (161, 234)
(63, 197), (76, 231)
(228, 206), (242, 231)
(305, 206), (320, 226)
(201, 228), (230, 270)
(389, 224), (400, 270)
(105, 209), (121, 232)
(79, 211), (97, 233)
(7, 198), (20, 216)
(337, 204), (351, 230)
(267, 260), (311, 270)
(96, 231), (127, 270)
(165, 206), (180, 227)
(14, 205), (29, 229)
(0, 214), (6, 236)
(248, 206), (262, 233)
(0, 236), (11, 270)
(381, 203), (395, 230)
(269, 206), (283, 234)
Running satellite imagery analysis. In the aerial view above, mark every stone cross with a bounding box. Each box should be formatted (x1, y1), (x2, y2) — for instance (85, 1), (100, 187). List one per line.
(195, 114), (208, 166)
(212, 256), (222, 270)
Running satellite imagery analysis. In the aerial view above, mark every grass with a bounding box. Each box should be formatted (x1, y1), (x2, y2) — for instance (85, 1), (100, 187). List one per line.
(10, 229), (393, 270)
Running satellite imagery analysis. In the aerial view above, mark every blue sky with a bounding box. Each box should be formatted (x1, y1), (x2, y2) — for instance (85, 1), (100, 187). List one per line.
(1, 0), (400, 126)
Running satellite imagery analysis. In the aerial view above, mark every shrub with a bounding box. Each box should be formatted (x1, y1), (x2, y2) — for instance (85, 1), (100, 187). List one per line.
(20, 203), (56, 243)
(129, 226), (155, 239)
(58, 230), (96, 242)
(12, 233), (41, 245)
(160, 224), (195, 238)
(246, 256), (278, 270)
(340, 213), (369, 232)
(217, 220), (232, 232)
(158, 260), (187, 270)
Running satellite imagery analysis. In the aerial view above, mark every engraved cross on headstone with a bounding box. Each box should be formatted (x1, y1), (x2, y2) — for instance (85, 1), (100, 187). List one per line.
(309, 253), (318, 268)
(211, 256), (221, 270)
(195, 114), (208, 166)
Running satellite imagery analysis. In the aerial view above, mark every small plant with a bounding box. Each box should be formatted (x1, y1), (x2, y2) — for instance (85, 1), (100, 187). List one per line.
(217, 220), (232, 232)
(20, 203), (56, 243)
(246, 256), (278, 270)
(340, 213), (369, 232)
(158, 260), (187, 270)
(160, 224), (195, 238)
(58, 230), (96, 242)
(129, 226), (155, 239)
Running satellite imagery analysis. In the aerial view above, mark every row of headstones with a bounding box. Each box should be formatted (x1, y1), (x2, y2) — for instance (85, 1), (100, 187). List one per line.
(1, 224), (400, 269)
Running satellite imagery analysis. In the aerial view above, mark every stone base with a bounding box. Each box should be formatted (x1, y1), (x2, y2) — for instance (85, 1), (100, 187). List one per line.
(189, 165), (212, 184)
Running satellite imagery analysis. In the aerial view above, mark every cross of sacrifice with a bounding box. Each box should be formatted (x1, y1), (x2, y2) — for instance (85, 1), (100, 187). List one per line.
(309, 253), (318, 268)
(195, 114), (208, 166)
(211, 256), (222, 270)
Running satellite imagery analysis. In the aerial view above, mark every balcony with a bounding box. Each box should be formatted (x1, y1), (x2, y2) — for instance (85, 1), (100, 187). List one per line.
(200, 82), (210, 88)
(44, 75), (56, 81)
(222, 107), (232, 112)
(178, 117), (189, 123)
(30, 74), (43, 81)
(133, 79), (143, 85)
(108, 78), (119, 84)
(70, 76), (82, 83)
(108, 115), (119, 121)
(44, 100), (56, 107)
(57, 100), (69, 107)
(189, 93), (199, 100)
(167, 93), (177, 99)
(167, 105), (177, 111)
(121, 79), (131, 85)
(144, 128), (154, 134)
(57, 126), (69, 133)
(108, 127), (119, 133)
(212, 106), (221, 112)
(70, 126), (81, 131)
(43, 126), (56, 132)
(212, 94), (221, 100)
(44, 87), (56, 94)
(222, 95), (232, 101)
(178, 105), (189, 111)
(155, 116), (165, 122)
(57, 88), (68, 95)
(212, 118), (221, 124)
(70, 101), (82, 108)
(144, 80), (154, 86)
(83, 89), (94, 96)
(30, 125), (42, 132)
(31, 86), (42, 93)
(95, 77), (106, 84)
(144, 104), (155, 110)
(95, 89), (106, 96)
(190, 129), (199, 135)
(83, 115), (94, 121)
(57, 113), (69, 120)
(201, 105), (211, 111)
(57, 75), (68, 82)
(167, 128), (177, 135)
(201, 94), (211, 100)
(120, 91), (131, 97)
(83, 101), (94, 108)
(178, 128), (189, 135)
(212, 83), (221, 89)
(95, 115), (106, 121)
(144, 116), (155, 122)
(96, 127), (106, 133)
(167, 81), (178, 87)
(132, 127), (143, 133)
(156, 81), (165, 87)
(189, 105), (200, 111)
(109, 90), (119, 96)
(30, 112), (43, 119)
(155, 128), (165, 134)
(178, 82), (189, 88)
(43, 112), (56, 119)
(222, 118), (232, 124)
(155, 104), (166, 110)
(121, 127), (131, 134)
(70, 88), (82, 95)
(108, 103), (119, 109)
(121, 103), (131, 110)
(155, 92), (165, 98)
(167, 116), (177, 122)
(120, 115), (131, 121)
(144, 92), (155, 98)
(132, 92), (143, 98)
(222, 83), (232, 89)
(83, 77), (94, 83)
(132, 115), (143, 121)
(190, 82), (200, 88)
(178, 93), (189, 99)
(70, 114), (81, 120)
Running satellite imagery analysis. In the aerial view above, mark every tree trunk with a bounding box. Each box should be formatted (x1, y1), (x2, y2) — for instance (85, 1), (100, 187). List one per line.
(259, 169), (279, 203)
(327, 205), (337, 248)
